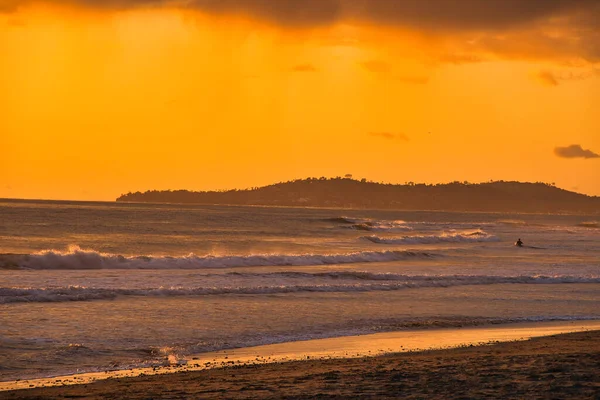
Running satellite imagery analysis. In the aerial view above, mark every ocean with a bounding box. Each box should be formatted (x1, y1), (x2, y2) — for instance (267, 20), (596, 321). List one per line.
(1, 199), (599, 382)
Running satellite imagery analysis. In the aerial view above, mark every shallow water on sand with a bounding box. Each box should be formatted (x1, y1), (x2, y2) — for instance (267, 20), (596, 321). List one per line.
(3, 320), (599, 392)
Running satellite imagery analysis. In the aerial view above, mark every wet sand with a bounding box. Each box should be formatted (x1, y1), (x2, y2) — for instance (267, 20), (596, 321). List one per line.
(3, 327), (600, 399)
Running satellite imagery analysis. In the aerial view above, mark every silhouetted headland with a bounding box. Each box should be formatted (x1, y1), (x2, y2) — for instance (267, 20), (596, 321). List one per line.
(116, 178), (600, 214)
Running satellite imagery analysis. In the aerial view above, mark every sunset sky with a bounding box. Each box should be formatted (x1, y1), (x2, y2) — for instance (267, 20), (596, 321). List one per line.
(1, 0), (599, 200)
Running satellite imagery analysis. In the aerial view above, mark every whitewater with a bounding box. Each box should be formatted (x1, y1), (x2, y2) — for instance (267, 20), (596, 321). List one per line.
(1, 199), (599, 381)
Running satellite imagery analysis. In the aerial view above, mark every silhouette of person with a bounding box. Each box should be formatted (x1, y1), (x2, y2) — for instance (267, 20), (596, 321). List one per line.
(516, 238), (523, 247)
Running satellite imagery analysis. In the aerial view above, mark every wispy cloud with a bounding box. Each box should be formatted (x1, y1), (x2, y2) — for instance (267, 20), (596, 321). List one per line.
(292, 64), (318, 72)
(6, 16), (26, 26)
(396, 76), (429, 85)
(360, 60), (391, 73)
(437, 53), (484, 65)
(368, 132), (409, 141)
(361, 61), (429, 84)
(538, 70), (560, 86)
(537, 68), (598, 86)
(554, 144), (600, 159)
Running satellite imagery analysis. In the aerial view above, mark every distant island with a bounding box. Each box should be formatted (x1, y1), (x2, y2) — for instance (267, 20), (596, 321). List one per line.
(117, 178), (600, 214)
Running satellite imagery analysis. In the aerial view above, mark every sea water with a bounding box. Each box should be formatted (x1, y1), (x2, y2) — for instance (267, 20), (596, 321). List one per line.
(1, 199), (599, 381)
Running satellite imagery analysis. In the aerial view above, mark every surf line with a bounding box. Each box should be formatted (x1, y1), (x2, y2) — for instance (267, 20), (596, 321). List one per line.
(2, 320), (600, 392)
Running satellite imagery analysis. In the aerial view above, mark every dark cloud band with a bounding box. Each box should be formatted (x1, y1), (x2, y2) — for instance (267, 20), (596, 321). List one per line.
(345, 0), (597, 30)
(3, 0), (598, 29)
(3, 0), (599, 61)
(189, 0), (341, 27)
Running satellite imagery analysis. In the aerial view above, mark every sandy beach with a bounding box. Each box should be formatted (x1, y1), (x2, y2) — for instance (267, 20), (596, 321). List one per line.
(3, 328), (600, 399)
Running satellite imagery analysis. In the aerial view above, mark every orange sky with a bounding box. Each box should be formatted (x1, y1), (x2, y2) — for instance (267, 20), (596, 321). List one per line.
(1, 1), (599, 200)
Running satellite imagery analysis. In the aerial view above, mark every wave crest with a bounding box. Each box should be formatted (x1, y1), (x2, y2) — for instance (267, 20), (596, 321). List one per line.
(363, 230), (499, 244)
(497, 219), (528, 226)
(0, 246), (437, 270)
(351, 221), (412, 232)
(3, 274), (598, 303)
(577, 221), (599, 228)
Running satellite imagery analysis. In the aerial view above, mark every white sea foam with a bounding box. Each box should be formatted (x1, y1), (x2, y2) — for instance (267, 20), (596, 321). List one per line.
(350, 220), (413, 232)
(0, 245), (437, 270)
(327, 216), (412, 231)
(363, 230), (499, 244)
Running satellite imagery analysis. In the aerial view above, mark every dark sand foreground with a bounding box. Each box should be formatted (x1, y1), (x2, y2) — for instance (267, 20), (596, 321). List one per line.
(4, 330), (600, 399)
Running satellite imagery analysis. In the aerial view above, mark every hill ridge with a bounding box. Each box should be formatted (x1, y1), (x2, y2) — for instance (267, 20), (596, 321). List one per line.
(116, 178), (600, 214)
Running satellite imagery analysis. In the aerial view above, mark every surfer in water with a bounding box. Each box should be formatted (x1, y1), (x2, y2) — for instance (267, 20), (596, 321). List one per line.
(516, 238), (523, 247)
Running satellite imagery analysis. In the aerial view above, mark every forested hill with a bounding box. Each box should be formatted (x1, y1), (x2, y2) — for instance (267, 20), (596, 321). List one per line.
(116, 178), (600, 214)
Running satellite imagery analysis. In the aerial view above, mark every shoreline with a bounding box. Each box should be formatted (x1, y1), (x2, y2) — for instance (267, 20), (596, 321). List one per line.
(4, 327), (600, 399)
(2, 320), (599, 393)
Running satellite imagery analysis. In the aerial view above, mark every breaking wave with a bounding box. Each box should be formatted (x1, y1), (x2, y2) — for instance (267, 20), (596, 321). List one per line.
(497, 219), (528, 226)
(577, 221), (599, 228)
(324, 216), (412, 231)
(324, 216), (362, 224)
(3, 274), (599, 303)
(363, 230), (499, 245)
(0, 246), (437, 271)
(350, 221), (412, 232)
